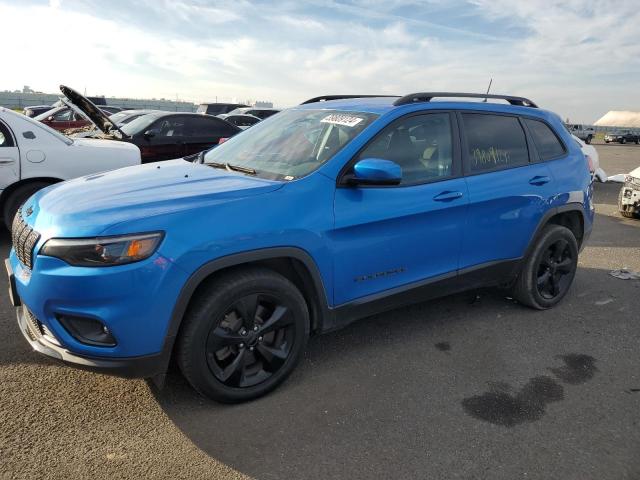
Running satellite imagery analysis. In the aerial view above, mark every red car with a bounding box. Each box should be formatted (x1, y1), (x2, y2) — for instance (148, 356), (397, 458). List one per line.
(34, 105), (117, 132)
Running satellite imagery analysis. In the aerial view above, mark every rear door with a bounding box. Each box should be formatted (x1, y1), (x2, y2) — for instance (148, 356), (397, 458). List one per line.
(184, 116), (239, 155)
(458, 112), (557, 269)
(0, 120), (20, 190)
(333, 112), (468, 305)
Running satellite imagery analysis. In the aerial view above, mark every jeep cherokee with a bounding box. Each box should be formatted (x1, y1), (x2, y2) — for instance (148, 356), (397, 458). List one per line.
(6, 92), (594, 403)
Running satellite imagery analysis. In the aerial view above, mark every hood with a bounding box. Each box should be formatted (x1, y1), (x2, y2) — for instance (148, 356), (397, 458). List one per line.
(70, 136), (140, 152)
(27, 159), (283, 236)
(630, 166), (640, 178)
(59, 85), (126, 138)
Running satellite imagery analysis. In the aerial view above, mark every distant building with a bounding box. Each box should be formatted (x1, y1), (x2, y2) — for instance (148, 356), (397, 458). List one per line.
(0, 91), (197, 112)
(254, 100), (274, 108)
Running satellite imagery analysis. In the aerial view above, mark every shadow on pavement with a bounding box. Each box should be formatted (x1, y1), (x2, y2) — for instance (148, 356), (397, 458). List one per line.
(152, 266), (640, 480)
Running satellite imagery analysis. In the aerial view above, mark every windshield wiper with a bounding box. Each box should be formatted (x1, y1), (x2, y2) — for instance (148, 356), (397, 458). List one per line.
(204, 160), (256, 175)
(225, 162), (256, 175)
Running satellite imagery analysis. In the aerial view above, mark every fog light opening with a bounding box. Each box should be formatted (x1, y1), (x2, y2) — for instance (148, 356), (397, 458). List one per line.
(57, 315), (117, 347)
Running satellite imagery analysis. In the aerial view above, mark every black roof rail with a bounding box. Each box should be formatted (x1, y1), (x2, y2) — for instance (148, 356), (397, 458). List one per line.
(300, 94), (398, 105)
(393, 92), (538, 108)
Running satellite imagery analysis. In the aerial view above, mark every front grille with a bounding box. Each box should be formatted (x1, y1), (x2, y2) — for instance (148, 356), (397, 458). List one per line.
(24, 307), (60, 346)
(11, 208), (40, 270)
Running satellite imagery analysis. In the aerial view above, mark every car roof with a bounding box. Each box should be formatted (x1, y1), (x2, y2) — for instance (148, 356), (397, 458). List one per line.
(294, 95), (558, 121)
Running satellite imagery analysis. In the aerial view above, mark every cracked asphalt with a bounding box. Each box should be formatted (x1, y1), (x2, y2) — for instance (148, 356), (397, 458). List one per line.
(1, 143), (639, 480)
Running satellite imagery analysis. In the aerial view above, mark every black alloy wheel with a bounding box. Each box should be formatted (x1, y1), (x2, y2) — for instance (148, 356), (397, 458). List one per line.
(512, 224), (578, 309)
(535, 239), (574, 300)
(205, 293), (295, 388)
(177, 268), (309, 403)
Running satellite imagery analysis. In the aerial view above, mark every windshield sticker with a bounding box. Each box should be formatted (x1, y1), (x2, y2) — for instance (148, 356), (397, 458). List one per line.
(321, 114), (364, 128)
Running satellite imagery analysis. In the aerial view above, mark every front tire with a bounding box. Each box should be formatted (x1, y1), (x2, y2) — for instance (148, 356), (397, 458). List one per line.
(2, 181), (52, 230)
(176, 268), (309, 403)
(512, 225), (578, 309)
(585, 135), (592, 144)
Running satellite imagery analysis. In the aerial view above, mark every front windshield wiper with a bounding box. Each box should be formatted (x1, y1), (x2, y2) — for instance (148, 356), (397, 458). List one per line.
(225, 162), (256, 175)
(204, 160), (256, 175)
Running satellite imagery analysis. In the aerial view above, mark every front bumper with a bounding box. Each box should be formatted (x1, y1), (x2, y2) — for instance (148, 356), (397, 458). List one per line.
(620, 182), (640, 213)
(14, 301), (168, 378)
(6, 258), (171, 378)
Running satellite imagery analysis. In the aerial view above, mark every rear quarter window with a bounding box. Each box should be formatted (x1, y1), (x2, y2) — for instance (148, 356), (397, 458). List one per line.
(461, 113), (529, 173)
(524, 119), (566, 160)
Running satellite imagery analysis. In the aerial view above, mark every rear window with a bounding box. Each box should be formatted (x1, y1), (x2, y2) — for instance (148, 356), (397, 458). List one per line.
(525, 119), (566, 160)
(462, 113), (529, 172)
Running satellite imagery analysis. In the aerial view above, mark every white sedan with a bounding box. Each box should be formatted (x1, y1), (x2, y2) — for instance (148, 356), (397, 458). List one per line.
(0, 107), (140, 229)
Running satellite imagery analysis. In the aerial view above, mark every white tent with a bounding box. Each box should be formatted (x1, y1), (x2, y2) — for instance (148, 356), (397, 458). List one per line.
(594, 111), (640, 128)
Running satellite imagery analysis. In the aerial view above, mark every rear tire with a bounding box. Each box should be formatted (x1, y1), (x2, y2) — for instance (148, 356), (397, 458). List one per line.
(512, 225), (578, 310)
(619, 187), (637, 218)
(585, 135), (592, 144)
(621, 138), (626, 144)
(176, 267), (309, 403)
(2, 182), (52, 230)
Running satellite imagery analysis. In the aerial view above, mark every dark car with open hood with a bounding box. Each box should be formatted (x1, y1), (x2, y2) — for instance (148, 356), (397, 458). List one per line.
(60, 85), (241, 163)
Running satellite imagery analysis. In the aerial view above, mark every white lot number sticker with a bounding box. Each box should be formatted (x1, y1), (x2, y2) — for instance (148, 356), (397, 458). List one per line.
(321, 114), (364, 128)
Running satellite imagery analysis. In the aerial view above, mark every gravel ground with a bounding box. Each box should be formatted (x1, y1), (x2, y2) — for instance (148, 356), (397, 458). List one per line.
(1, 143), (639, 480)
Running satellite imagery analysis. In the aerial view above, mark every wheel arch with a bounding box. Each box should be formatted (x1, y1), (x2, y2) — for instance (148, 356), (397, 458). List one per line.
(163, 248), (333, 359)
(524, 205), (586, 260)
(0, 176), (63, 208)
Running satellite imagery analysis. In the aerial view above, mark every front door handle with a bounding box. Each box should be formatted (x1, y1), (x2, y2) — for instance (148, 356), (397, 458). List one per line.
(433, 191), (463, 202)
(0, 158), (15, 165)
(529, 175), (551, 186)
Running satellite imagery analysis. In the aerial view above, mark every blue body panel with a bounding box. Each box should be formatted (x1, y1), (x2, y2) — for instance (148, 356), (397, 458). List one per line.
(10, 97), (594, 360)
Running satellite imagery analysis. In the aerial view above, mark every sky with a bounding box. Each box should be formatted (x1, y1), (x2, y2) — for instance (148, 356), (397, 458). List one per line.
(1, 0), (639, 122)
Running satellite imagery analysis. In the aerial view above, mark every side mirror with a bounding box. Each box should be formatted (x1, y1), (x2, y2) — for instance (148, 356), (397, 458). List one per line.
(346, 158), (402, 186)
(143, 129), (157, 139)
(47, 116), (54, 122)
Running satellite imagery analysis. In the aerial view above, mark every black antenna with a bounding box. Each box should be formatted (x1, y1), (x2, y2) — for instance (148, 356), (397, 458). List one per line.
(483, 78), (493, 102)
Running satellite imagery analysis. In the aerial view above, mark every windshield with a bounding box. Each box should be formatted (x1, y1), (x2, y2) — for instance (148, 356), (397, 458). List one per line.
(120, 114), (159, 136)
(203, 109), (378, 179)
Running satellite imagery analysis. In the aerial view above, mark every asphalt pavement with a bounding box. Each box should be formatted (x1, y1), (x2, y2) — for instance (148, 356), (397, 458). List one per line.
(1, 143), (639, 480)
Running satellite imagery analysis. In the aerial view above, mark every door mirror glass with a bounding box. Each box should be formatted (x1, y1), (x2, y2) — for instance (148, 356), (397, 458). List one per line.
(350, 158), (402, 185)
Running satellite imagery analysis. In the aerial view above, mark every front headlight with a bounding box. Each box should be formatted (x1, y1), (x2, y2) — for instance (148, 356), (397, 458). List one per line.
(40, 232), (163, 267)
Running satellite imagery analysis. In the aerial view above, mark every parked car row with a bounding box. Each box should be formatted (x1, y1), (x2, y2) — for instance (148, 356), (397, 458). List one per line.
(604, 130), (640, 144)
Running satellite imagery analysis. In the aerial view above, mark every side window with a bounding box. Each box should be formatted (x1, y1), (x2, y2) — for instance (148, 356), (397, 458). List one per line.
(53, 109), (74, 121)
(0, 123), (14, 147)
(356, 113), (454, 185)
(186, 117), (233, 137)
(524, 119), (565, 161)
(462, 113), (529, 173)
(153, 116), (186, 137)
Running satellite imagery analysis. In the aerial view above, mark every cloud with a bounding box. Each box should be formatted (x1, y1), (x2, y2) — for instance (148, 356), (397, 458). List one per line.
(0, 0), (638, 121)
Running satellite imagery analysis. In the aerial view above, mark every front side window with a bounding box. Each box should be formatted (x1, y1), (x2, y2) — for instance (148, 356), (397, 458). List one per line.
(525, 119), (565, 160)
(355, 113), (454, 185)
(154, 117), (186, 137)
(203, 109), (378, 180)
(462, 113), (529, 173)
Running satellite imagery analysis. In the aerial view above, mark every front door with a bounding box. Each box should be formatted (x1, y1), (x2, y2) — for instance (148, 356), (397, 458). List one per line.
(0, 120), (20, 190)
(332, 112), (468, 305)
(138, 115), (187, 162)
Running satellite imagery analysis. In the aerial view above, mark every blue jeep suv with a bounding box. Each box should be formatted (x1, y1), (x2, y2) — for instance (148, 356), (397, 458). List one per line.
(6, 92), (594, 402)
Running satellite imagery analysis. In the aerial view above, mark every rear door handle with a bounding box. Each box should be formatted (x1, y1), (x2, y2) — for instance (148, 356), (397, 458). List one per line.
(529, 175), (551, 186)
(433, 191), (463, 202)
(0, 158), (15, 165)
